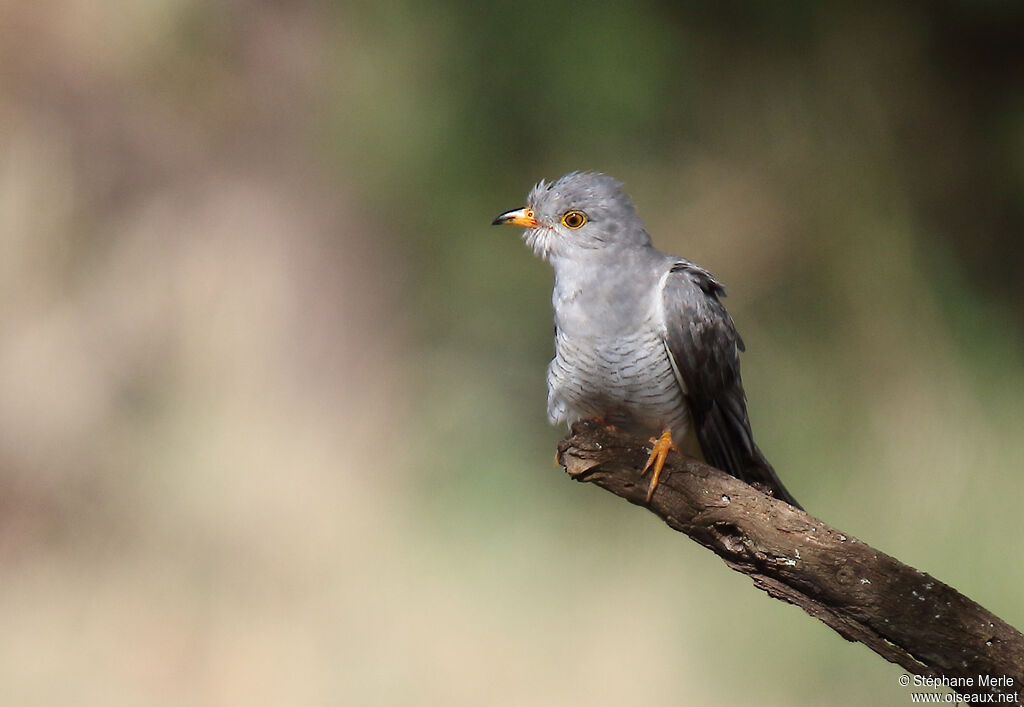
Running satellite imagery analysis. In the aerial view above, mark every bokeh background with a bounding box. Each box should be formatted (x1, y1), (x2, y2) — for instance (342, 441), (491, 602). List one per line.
(1, 1), (1022, 705)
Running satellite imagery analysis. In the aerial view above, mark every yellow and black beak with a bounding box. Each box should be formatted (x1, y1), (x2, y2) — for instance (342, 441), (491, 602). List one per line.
(492, 207), (539, 228)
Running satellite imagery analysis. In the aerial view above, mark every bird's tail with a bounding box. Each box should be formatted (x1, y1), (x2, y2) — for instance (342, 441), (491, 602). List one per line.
(743, 445), (802, 510)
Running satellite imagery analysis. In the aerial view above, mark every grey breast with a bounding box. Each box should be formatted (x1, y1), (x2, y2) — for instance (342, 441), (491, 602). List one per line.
(545, 314), (690, 438)
(542, 243), (692, 437)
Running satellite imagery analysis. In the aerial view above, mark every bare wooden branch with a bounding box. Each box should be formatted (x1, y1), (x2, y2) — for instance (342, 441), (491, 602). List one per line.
(557, 420), (1024, 704)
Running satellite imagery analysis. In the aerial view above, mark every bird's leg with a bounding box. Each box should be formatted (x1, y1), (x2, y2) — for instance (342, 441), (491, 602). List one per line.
(557, 417), (620, 466)
(592, 415), (622, 433)
(640, 429), (676, 502)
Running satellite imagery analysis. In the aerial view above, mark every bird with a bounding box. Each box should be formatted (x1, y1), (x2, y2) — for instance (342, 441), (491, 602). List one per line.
(493, 171), (800, 508)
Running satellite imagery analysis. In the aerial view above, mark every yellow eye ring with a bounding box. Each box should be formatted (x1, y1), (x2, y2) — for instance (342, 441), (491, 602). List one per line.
(561, 210), (587, 229)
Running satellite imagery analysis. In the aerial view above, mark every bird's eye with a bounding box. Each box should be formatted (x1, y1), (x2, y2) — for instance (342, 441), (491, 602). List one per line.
(561, 210), (587, 229)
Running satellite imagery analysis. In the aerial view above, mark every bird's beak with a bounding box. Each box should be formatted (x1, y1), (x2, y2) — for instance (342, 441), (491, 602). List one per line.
(492, 207), (538, 228)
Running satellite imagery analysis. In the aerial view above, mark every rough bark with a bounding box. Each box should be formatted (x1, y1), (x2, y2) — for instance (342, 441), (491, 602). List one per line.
(557, 421), (1024, 704)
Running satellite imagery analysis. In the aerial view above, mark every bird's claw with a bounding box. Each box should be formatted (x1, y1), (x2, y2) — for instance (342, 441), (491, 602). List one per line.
(640, 429), (675, 502)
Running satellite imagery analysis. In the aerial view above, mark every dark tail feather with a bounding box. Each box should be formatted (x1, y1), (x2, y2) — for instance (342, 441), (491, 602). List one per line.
(696, 403), (802, 509)
(743, 445), (802, 510)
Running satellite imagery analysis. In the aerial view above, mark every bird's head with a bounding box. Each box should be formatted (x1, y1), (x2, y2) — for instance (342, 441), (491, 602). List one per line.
(492, 172), (651, 260)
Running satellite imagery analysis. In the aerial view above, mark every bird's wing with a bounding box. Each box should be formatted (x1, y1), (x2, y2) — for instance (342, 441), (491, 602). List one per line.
(661, 260), (800, 508)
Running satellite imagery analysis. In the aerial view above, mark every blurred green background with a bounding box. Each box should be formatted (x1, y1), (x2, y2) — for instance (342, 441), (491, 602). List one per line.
(1, 1), (1022, 705)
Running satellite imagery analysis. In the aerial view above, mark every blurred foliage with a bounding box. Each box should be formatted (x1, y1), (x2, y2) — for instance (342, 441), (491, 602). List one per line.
(0, 1), (1022, 705)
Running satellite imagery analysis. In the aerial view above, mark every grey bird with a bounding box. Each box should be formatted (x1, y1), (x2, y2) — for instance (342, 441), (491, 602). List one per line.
(493, 171), (800, 508)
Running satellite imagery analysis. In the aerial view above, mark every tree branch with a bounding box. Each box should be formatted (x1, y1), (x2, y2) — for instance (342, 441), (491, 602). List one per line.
(557, 421), (1024, 704)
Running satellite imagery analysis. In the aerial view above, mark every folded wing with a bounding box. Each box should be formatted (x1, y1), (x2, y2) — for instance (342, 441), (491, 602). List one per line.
(661, 261), (801, 508)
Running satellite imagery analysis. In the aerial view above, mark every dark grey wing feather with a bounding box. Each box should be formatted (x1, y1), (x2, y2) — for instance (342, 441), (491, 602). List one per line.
(662, 261), (801, 508)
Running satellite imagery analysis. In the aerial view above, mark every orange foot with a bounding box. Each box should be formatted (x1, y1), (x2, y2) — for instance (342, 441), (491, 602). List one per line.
(592, 416), (622, 433)
(557, 418), (623, 466)
(640, 429), (677, 502)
